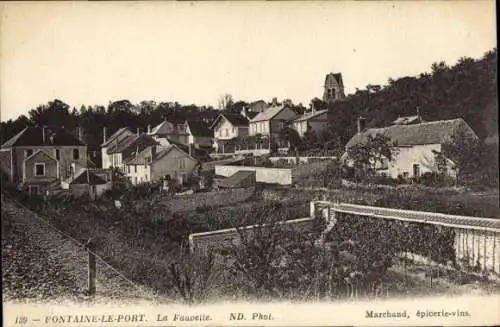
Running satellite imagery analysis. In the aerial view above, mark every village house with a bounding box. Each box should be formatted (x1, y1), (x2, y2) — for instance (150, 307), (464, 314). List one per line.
(101, 127), (134, 169)
(210, 112), (250, 153)
(185, 120), (213, 151)
(291, 107), (329, 138)
(148, 119), (189, 145)
(248, 105), (298, 138)
(102, 128), (159, 172)
(344, 116), (479, 179)
(124, 143), (200, 186)
(0, 126), (88, 194)
(61, 168), (111, 199)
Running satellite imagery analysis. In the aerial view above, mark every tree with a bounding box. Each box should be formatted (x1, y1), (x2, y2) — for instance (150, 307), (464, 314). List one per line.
(346, 133), (397, 181)
(441, 128), (481, 185)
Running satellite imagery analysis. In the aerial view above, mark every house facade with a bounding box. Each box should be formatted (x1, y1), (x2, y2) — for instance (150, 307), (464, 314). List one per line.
(291, 109), (329, 138)
(344, 118), (478, 179)
(149, 120), (189, 145)
(101, 127), (134, 169)
(0, 126), (88, 193)
(103, 130), (158, 172)
(125, 144), (199, 186)
(249, 105), (298, 138)
(211, 113), (249, 153)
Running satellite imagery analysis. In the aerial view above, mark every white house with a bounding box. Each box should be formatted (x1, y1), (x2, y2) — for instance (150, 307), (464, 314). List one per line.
(101, 127), (134, 169)
(344, 117), (479, 179)
(291, 109), (329, 138)
(249, 105), (298, 138)
(210, 112), (249, 153)
(125, 144), (200, 186)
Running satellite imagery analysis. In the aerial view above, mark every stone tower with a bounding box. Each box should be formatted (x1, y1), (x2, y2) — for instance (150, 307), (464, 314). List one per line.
(323, 72), (345, 103)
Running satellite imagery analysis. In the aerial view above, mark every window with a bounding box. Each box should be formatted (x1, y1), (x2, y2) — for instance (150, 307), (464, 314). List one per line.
(134, 165), (137, 173)
(25, 149), (33, 158)
(73, 149), (80, 160)
(225, 129), (229, 137)
(35, 163), (45, 176)
(179, 158), (186, 169)
(55, 149), (60, 160)
(413, 164), (421, 177)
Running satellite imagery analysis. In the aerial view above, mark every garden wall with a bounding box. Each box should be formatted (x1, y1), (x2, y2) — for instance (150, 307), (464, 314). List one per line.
(165, 187), (256, 213)
(215, 165), (293, 185)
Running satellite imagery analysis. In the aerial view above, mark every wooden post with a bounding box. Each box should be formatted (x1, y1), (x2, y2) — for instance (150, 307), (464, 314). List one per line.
(87, 240), (96, 296)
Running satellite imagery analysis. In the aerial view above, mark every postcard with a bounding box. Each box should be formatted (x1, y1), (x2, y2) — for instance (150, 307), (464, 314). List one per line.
(1, 1), (498, 326)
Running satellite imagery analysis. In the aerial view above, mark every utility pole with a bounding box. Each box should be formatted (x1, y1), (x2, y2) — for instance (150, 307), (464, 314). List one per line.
(84, 238), (96, 296)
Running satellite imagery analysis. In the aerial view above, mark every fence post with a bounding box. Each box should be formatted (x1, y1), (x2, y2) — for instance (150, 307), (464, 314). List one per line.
(86, 240), (96, 296)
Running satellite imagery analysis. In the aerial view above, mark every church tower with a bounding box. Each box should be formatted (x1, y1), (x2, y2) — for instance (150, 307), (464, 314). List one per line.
(323, 72), (345, 103)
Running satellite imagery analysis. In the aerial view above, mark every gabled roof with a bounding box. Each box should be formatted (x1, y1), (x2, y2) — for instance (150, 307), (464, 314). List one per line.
(186, 121), (213, 137)
(2, 126), (86, 148)
(210, 113), (249, 129)
(23, 149), (58, 163)
(101, 127), (133, 147)
(150, 120), (187, 135)
(107, 133), (158, 154)
(292, 109), (328, 123)
(345, 118), (478, 148)
(250, 105), (295, 123)
(126, 144), (198, 166)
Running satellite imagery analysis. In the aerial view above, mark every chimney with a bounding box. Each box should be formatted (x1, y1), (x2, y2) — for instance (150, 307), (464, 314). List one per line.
(357, 116), (366, 134)
(151, 145), (157, 159)
(42, 126), (46, 144)
(78, 127), (83, 141)
(103, 127), (107, 143)
(147, 124), (151, 134)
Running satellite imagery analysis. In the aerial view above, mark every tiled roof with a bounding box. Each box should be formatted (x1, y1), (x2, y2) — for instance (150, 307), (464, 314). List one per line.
(218, 170), (255, 188)
(250, 105), (294, 122)
(101, 127), (133, 147)
(292, 109), (328, 123)
(2, 126), (86, 148)
(150, 120), (187, 135)
(211, 113), (249, 129)
(345, 118), (478, 148)
(106, 134), (158, 154)
(186, 121), (213, 137)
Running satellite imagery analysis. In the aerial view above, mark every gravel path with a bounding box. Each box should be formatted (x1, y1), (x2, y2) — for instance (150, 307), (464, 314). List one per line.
(2, 197), (159, 304)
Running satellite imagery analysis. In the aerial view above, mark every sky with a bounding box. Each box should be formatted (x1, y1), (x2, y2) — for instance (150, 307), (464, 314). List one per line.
(0, 1), (496, 121)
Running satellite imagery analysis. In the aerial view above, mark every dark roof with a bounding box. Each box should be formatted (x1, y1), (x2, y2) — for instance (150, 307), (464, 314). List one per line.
(250, 105), (295, 122)
(245, 111), (259, 119)
(166, 139), (209, 162)
(292, 109), (328, 123)
(186, 121), (213, 137)
(107, 133), (158, 154)
(68, 169), (108, 185)
(211, 113), (249, 129)
(218, 170), (256, 188)
(1, 126), (86, 148)
(325, 72), (344, 87)
(345, 118), (478, 148)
